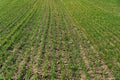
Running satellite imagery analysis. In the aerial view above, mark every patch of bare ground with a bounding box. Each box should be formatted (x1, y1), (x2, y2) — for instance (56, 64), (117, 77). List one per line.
(80, 71), (87, 80)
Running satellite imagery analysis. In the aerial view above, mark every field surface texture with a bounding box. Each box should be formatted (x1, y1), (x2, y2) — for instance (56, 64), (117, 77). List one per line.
(0, 0), (120, 80)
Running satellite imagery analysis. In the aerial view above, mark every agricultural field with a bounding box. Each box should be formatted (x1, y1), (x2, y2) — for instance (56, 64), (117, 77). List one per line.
(0, 0), (120, 80)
